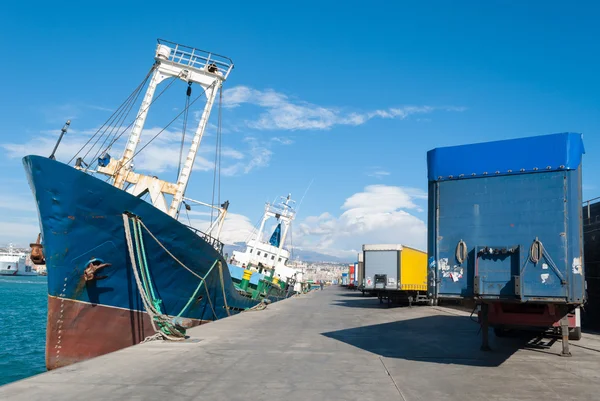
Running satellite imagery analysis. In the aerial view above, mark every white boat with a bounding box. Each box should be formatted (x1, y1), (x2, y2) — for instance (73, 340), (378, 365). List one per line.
(230, 194), (304, 292)
(0, 244), (37, 276)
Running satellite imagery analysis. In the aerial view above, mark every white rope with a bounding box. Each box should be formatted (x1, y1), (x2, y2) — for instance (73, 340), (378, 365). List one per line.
(137, 219), (204, 281)
(122, 214), (185, 342)
(136, 215), (219, 320)
(244, 301), (268, 312)
(133, 215), (272, 321)
(217, 261), (231, 316)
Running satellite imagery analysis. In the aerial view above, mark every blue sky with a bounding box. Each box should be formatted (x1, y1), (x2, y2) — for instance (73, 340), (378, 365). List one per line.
(1, 1), (599, 259)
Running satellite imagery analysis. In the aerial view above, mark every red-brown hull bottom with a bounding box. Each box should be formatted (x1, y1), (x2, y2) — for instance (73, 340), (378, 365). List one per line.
(46, 296), (207, 370)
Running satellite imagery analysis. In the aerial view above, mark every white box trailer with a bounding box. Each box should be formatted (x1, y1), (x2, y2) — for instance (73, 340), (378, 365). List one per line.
(362, 244), (429, 305)
(363, 244), (403, 290)
(357, 252), (364, 290)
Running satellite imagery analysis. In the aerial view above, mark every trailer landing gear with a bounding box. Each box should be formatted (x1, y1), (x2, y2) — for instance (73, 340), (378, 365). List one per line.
(560, 315), (572, 357)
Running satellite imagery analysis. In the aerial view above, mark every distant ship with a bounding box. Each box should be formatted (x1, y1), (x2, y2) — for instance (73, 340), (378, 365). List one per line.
(24, 39), (293, 371)
(0, 244), (37, 276)
(229, 194), (304, 292)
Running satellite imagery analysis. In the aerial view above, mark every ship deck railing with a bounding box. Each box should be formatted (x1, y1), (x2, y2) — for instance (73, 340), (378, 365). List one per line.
(184, 224), (224, 255)
(267, 204), (296, 219)
(157, 38), (234, 80)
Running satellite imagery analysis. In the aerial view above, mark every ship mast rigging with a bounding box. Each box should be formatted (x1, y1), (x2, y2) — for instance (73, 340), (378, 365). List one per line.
(65, 39), (233, 240)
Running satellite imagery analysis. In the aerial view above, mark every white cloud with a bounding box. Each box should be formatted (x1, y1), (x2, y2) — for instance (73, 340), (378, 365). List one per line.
(0, 195), (37, 213)
(271, 137), (294, 145)
(293, 185), (427, 258)
(220, 148), (245, 159)
(223, 85), (465, 131)
(0, 220), (41, 248)
(0, 195), (40, 247)
(40, 104), (79, 124)
(1, 124), (253, 176)
(220, 137), (273, 176)
(367, 170), (391, 179)
(179, 211), (257, 246)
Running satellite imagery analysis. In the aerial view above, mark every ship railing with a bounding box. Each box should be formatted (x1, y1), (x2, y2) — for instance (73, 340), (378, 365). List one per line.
(267, 204), (296, 219)
(157, 38), (234, 80)
(184, 224), (224, 255)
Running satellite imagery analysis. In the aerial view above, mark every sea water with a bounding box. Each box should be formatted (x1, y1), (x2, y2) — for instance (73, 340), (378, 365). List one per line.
(0, 276), (47, 386)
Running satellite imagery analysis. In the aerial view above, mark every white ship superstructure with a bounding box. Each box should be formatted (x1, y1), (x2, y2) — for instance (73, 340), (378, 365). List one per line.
(0, 244), (37, 276)
(231, 194), (303, 290)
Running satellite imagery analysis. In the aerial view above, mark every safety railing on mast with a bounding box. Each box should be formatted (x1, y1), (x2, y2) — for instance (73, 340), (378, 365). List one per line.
(157, 38), (234, 80)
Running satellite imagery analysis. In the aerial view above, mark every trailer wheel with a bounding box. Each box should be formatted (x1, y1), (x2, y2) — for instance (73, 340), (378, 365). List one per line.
(569, 327), (582, 341)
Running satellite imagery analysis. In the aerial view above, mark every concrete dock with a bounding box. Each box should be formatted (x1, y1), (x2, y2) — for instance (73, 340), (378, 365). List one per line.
(2, 288), (600, 400)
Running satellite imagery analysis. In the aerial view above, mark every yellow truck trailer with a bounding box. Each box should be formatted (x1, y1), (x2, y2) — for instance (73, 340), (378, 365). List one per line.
(362, 244), (429, 305)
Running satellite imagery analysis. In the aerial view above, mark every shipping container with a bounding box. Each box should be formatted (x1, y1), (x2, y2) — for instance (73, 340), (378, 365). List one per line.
(427, 132), (585, 354)
(363, 244), (428, 304)
(582, 198), (600, 330)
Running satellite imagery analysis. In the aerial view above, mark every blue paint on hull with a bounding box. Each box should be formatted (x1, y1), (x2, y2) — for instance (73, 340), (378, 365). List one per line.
(23, 155), (285, 322)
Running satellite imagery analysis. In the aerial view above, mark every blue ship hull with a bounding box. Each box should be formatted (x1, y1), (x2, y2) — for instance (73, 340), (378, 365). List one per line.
(23, 155), (286, 369)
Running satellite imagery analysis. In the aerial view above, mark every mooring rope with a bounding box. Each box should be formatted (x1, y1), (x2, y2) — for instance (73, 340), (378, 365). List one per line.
(132, 214), (219, 320)
(217, 261), (231, 316)
(122, 214), (186, 342)
(126, 213), (272, 328)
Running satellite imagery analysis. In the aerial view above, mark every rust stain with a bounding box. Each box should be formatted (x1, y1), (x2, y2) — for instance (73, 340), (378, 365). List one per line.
(67, 216), (75, 220)
(73, 276), (87, 299)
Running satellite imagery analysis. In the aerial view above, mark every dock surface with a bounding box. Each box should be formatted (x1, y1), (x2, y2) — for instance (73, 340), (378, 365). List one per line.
(2, 288), (600, 400)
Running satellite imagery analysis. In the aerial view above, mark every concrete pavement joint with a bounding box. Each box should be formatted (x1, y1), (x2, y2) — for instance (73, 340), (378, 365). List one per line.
(379, 357), (408, 401)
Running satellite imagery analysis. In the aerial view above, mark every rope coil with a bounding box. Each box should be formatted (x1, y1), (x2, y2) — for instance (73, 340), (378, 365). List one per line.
(123, 213), (186, 342)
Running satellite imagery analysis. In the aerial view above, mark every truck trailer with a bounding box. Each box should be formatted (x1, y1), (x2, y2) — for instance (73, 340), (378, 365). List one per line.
(357, 252), (364, 292)
(427, 132), (586, 356)
(583, 198), (600, 330)
(363, 244), (428, 305)
(348, 264), (356, 289)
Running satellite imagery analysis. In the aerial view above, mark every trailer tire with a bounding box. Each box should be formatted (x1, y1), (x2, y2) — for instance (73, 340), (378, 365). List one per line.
(569, 327), (582, 341)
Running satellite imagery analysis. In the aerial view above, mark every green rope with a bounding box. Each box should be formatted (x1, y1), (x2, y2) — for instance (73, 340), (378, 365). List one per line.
(123, 214), (185, 341)
(126, 214), (224, 339)
(176, 258), (219, 317)
(131, 218), (152, 299)
(135, 218), (162, 313)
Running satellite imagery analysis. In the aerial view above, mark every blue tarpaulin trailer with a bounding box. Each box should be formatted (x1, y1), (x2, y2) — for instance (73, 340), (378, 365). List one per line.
(427, 132), (586, 355)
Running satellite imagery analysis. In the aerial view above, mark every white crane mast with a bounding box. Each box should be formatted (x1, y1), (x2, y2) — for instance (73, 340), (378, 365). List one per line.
(96, 40), (233, 219)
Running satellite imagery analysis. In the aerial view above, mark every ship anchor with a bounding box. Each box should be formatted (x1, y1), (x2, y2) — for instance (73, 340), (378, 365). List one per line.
(83, 260), (111, 282)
